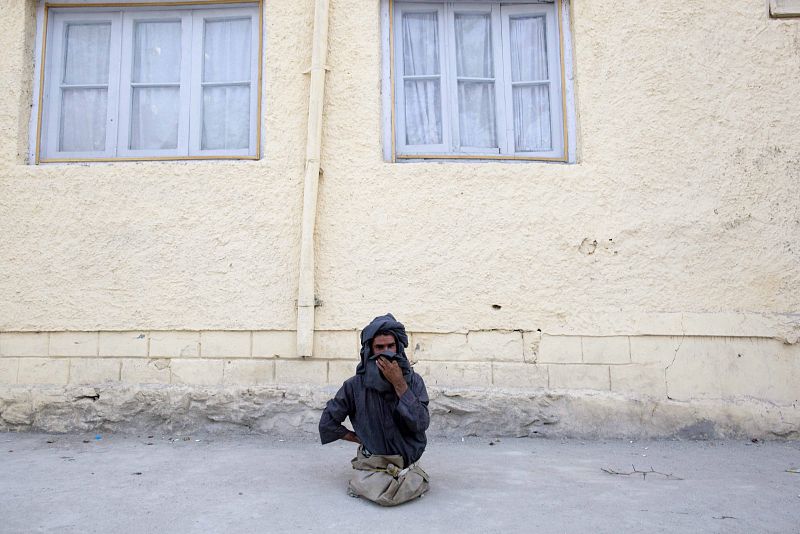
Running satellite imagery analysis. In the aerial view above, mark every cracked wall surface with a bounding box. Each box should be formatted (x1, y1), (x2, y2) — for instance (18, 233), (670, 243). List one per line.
(0, 0), (799, 435)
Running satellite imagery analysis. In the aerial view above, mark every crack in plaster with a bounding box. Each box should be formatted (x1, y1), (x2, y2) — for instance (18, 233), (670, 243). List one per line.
(664, 313), (687, 400)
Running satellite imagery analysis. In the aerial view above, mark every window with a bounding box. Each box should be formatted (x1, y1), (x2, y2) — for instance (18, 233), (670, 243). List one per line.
(37, 3), (260, 162)
(389, 1), (570, 161)
(770, 0), (800, 18)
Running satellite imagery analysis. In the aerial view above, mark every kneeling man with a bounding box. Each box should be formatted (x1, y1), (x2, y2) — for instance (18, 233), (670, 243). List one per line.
(319, 313), (430, 506)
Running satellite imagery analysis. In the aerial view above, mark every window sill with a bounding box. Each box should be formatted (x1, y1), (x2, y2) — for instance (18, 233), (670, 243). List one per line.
(36, 155), (260, 164)
(770, 0), (800, 17)
(393, 154), (569, 163)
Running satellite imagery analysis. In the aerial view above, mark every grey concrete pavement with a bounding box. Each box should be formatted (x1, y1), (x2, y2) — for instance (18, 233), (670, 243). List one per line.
(1, 433), (799, 533)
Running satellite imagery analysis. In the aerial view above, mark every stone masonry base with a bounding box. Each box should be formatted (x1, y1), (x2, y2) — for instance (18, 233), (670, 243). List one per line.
(0, 384), (797, 439)
(1, 330), (797, 438)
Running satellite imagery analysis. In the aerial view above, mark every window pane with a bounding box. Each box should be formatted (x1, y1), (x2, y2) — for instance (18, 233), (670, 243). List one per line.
(203, 18), (251, 83)
(509, 16), (548, 82)
(60, 88), (107, 151)
(458, 82), (496, 147)
(133, 21), (182, 83)
(513, 85), (551, 151)
(455, 14), (492, 78)
(404, 80), (442, 145)
(130, 87), (180, 149)
(402, 13), (439, 76)
(202, 85), (249, 149)
(63, 23), (111, 85)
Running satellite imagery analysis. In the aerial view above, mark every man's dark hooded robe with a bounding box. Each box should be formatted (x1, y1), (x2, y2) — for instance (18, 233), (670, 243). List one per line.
(318, 313), (429, 466)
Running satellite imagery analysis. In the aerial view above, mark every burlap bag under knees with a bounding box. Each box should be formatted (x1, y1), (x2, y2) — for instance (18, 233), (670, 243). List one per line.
(347, 448), (429, 506)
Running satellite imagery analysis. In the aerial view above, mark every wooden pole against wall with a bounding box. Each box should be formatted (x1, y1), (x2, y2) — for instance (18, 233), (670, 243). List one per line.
(297, 0), (331, 358)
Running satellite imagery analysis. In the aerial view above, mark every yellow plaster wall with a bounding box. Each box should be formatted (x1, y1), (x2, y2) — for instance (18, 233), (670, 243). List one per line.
(315, 0), (800, 339)
(0, 0), (798, 344)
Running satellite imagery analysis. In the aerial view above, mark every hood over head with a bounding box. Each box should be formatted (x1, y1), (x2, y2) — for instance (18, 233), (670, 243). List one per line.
(357, 312), (409, 370)
(356, 313), (411, 384)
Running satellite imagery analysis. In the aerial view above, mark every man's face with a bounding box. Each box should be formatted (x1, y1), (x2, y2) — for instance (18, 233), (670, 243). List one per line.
(371, 334), (397, 356)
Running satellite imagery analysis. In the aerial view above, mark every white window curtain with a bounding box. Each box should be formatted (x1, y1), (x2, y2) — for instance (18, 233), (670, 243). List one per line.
(454, 13), (496, 148)
(509, 15), (551, 151)
(393, 1), (563, 158)
(401, 12), (443, 145)
(201, 17), (252, 150)
(60, 23), (111, 152)
(130, 21), (182, 150)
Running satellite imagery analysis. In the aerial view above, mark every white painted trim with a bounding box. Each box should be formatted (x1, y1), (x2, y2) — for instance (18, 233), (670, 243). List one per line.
(44, 1), (258, 7)
(561, 0), (576, 163)
(381, 0), (392, 161)
(247, 8), (259, 156)
(490, 3), (508, 155)
(258, 0), (266, 159)
(29, 1), (47, 164)
(444, 3), (458, 152)
(189, 9), (203, 153)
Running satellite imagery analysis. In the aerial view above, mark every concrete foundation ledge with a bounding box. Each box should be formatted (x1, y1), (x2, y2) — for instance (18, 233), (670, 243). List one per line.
(0, 384), (797, 439)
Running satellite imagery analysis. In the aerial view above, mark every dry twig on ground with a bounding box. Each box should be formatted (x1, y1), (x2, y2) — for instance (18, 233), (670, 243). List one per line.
(601, 465), (683, 480)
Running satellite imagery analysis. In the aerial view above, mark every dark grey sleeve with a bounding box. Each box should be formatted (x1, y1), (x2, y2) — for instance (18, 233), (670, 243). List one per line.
(319, 383), (353, 445)
(395, 375), (430, 433)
